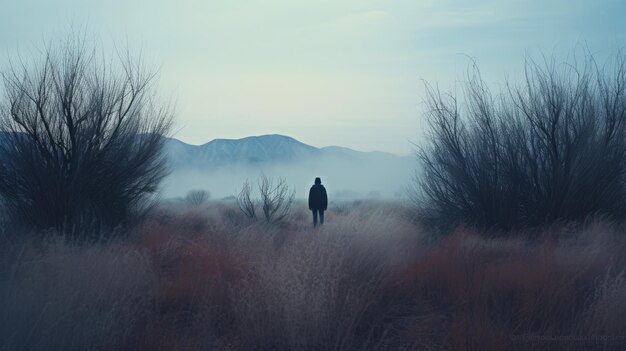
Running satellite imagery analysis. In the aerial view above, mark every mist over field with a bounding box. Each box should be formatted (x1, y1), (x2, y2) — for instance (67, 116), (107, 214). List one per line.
(161, 138), (414, 199)
(3, 0), (626, 350)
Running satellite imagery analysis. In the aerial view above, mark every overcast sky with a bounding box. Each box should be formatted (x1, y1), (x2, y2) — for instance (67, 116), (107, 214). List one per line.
(1, 0), (625, 154)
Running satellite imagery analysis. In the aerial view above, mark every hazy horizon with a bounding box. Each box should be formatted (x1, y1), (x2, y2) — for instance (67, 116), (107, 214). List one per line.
(168, 133), (410, 156)
(163, 134), (414, 199)
(2, 0), (626, 154)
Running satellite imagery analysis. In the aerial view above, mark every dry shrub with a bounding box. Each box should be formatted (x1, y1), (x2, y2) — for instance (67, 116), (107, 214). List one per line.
(123, 200), (421, 350)
(583, 271), (626, 337)
(0, 36), (172, 233)
(185, 190), (211, 207)
(229, 209), (417, 350)
(127, 207), (249, 350)
(0, 236), (154, 351)
(417, 51), (626, 232)
(2, 201), (626, 350)
(395, 223), (626, 350)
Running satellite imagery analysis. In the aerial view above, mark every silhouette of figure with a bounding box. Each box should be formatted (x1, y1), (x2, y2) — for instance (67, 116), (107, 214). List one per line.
(308, 177), (328, 227)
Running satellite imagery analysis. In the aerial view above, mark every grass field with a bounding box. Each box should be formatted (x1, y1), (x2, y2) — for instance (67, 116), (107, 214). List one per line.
(1, 200), (625, 350)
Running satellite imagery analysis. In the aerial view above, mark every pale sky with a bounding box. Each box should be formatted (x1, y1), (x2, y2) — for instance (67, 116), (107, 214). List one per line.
(1, 0), (625, 154)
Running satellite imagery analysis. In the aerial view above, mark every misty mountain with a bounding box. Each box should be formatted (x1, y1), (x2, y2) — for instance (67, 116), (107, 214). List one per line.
(166, 134), (405, 168)
(166, 135), (320, 168)
(163, 134), (415, 199)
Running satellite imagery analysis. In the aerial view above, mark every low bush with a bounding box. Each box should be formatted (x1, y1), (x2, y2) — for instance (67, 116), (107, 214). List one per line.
(0, 37), (172, 234)
(417, 51), (626, 232)
(185, 190), (211, 207)
(2, 201), (625, 350)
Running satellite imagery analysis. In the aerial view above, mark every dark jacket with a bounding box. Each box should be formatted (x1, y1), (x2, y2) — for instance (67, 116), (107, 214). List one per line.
(308, 184), (328, 210)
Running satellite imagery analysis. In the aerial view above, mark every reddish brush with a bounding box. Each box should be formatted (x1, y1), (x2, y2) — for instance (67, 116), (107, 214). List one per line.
(2, 201), (626, 350)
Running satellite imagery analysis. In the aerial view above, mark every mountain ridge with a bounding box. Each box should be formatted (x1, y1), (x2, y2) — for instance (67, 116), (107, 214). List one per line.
(166, 134), (410, 169)
(163, 134), (414, 198)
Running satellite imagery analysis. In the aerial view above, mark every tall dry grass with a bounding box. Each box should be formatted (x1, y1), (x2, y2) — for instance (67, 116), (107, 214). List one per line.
(0, 236), (154, 350)
(1, 200), (625, 350)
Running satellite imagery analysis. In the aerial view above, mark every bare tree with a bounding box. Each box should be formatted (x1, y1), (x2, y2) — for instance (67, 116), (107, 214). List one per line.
(236, 180), (257, 219)
(236, 176), (295, 223)
(185, 190), (210, 207)
(258, 175), (295, 223)
(0, 37), (173, 233)
(416, 51), (626, 233)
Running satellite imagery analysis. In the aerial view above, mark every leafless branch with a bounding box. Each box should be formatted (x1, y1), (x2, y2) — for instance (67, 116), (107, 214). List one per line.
(185, 190), (210, 207)
(0, 36), (173, 234)
(236, 180), (256, 219)
(258, 175), (295, 223)
(416, 50), (626, 233)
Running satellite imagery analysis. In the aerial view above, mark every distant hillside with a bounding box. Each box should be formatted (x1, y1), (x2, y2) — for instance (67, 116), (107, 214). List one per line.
(163, 134), (415, 199)
(165, 134), (403, 168)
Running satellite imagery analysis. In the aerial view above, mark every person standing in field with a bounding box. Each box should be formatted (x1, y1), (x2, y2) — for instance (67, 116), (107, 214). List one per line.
(308, 177), (328, 227)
